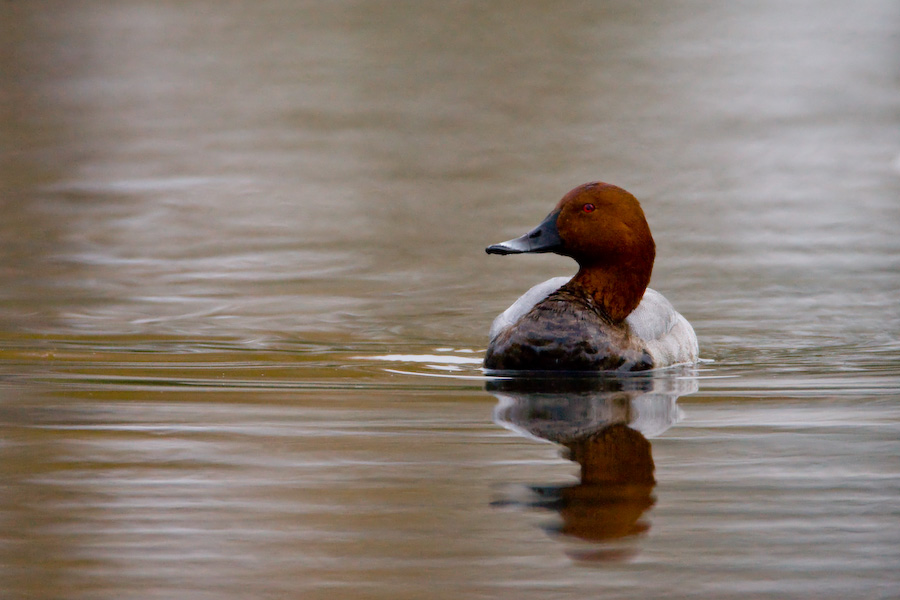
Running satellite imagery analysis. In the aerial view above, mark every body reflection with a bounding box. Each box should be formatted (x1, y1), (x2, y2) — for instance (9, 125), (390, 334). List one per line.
(490, 374), (697, 560)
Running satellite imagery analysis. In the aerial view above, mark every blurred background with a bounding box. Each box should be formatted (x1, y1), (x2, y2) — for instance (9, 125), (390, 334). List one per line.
(1, 1), (899, 598)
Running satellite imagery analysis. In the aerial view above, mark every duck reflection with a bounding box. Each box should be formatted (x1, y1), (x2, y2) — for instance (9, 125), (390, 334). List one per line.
(489, 374), (697, 559)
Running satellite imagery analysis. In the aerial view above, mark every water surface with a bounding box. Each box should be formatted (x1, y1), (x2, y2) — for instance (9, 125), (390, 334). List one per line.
(1, 1), (899, 598)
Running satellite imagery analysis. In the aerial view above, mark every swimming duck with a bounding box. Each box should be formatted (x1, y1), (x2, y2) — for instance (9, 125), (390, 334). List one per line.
(484, 182), (698, 372)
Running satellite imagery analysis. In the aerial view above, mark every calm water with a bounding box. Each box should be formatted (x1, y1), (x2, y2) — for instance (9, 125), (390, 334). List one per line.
(2, 1), (899, 598)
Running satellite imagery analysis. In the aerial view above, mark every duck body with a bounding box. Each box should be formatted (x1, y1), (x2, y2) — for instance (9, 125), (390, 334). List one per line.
(484, 277), (697, 372)
(484, 182), (698, 373)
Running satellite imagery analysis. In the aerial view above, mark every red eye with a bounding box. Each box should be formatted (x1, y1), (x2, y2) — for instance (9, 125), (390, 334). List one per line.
(582, 203), (595, 213)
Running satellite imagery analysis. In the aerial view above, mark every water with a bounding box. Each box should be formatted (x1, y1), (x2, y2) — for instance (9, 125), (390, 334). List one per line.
(2, 1), (899, 598)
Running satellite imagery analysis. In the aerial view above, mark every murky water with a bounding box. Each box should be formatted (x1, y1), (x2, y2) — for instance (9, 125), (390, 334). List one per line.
(2, 1), (899, 598)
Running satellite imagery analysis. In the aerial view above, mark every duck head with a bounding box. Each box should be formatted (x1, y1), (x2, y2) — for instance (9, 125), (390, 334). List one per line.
(486, 182), (656, 321)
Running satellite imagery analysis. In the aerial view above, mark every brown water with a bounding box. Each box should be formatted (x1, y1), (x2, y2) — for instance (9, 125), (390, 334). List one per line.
(2, 1), (899, 598)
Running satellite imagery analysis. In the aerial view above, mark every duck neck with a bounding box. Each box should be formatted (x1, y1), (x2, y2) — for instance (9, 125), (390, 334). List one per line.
(567, 264), (649, 322)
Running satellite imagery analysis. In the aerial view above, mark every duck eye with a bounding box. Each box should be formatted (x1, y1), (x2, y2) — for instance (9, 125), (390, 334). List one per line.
(582, 203), (595, 213)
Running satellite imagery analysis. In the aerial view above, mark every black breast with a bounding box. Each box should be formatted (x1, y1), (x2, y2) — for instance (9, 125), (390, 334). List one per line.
(484, 296), (653, 372)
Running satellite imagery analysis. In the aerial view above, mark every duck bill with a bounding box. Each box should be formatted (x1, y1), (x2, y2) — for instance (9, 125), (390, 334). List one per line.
(486, 210), (563, 255)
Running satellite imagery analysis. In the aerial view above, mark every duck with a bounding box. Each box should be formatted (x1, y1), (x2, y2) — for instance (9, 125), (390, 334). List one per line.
(484, 181), (698, 372)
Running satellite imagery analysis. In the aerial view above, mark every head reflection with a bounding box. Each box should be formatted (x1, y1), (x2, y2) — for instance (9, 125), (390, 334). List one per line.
(489, 373), (696, 561)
